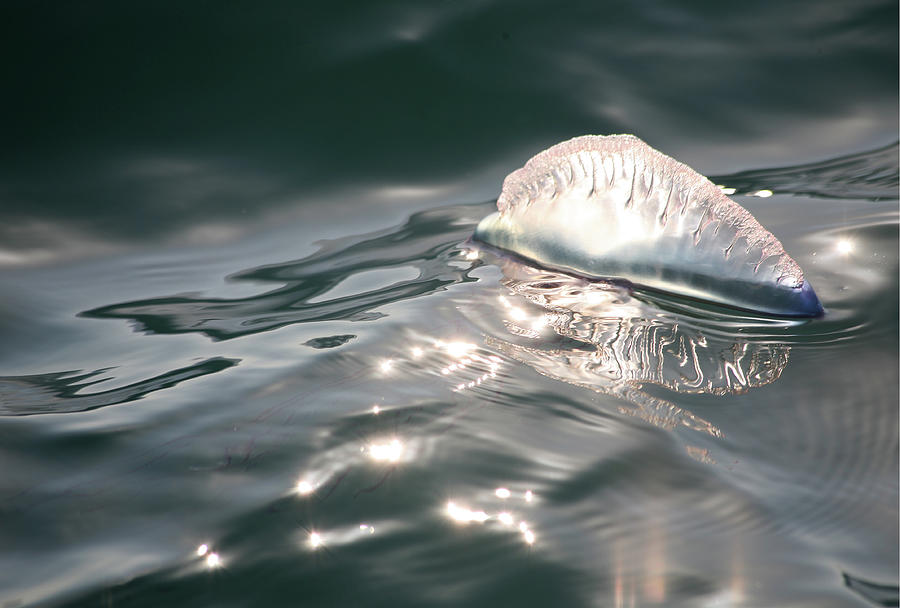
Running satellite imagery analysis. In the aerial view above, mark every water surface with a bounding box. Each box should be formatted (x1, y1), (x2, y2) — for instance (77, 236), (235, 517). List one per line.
(0, 2), (897, 606)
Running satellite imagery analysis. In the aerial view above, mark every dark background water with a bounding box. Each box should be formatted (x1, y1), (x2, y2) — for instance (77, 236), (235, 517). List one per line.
(0, 2), (897, 606)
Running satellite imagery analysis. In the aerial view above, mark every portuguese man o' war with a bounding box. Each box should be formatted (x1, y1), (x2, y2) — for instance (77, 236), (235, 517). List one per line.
(474, 135), (824, 317)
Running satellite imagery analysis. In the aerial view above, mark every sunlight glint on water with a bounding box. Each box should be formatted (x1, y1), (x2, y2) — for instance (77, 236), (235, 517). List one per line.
(0, 3), (895, 605)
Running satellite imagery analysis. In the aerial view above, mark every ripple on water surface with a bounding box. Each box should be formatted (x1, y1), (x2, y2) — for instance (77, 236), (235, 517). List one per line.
(1, 146), (897, 606)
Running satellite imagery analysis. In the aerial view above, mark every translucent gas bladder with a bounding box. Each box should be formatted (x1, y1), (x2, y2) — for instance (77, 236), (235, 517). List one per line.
(474, 135), (823, 317)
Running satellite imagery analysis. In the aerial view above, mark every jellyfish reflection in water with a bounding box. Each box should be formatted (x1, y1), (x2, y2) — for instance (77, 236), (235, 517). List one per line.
(470, 250), (792, 439)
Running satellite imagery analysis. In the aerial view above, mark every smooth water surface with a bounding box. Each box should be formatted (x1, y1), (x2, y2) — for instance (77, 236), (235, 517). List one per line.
(0, 2), (897, 607)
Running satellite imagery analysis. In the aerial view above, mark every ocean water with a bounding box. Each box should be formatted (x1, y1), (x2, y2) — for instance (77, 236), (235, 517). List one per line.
(0, 2), (897, 607)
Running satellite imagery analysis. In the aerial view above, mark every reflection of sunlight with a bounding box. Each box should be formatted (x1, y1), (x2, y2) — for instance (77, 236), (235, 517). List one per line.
(447, 501), (489, 523)
(359, 524), (375, 534)
(195, 543), (222, 570)
(686, 445), (714, 464)
(495, 487), (511, 499)
(369, 439), (404, 463)
(296, 479), (314, 495)
(499, 293), (558, 337)
(701, 590), (743, 607)
(309, 531), (323, 549)
(445, 496), (539, 545)
(614, 538), (624, 608)
(373, 183), (455, 201)
(509, 306), (527, 321)
(836, 238), (854, 255)
(531, 315), (548, 331)
(717, 185), (737, 195)
(377, 334), (505, 394)
(583, 288), (614, 308)
(443, 341), (477, 358)
(750, 189), (773, 197)
(644, 522), (666, 602)
(518, 521), (536, 545)
(524, 490), (534, 502)
(726, 535), (746, 604)
(372, 405), (381, 415)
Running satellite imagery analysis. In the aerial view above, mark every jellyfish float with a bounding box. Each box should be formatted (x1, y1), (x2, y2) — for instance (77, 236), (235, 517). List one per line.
(474, 135), (823, 317)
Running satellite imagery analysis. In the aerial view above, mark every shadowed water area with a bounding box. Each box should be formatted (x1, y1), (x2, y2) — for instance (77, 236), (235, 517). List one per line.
(0, 2), (897, 607)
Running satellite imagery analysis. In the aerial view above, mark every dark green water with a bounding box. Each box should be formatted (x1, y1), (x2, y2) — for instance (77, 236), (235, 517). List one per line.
(0, 2), (897, 606)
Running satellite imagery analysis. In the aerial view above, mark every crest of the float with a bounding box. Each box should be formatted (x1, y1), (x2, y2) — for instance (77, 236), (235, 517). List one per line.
(474, 135), (823, 317)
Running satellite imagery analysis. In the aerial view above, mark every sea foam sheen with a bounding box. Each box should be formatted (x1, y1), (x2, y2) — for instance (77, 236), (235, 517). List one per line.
(474, 135), (823, 317)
